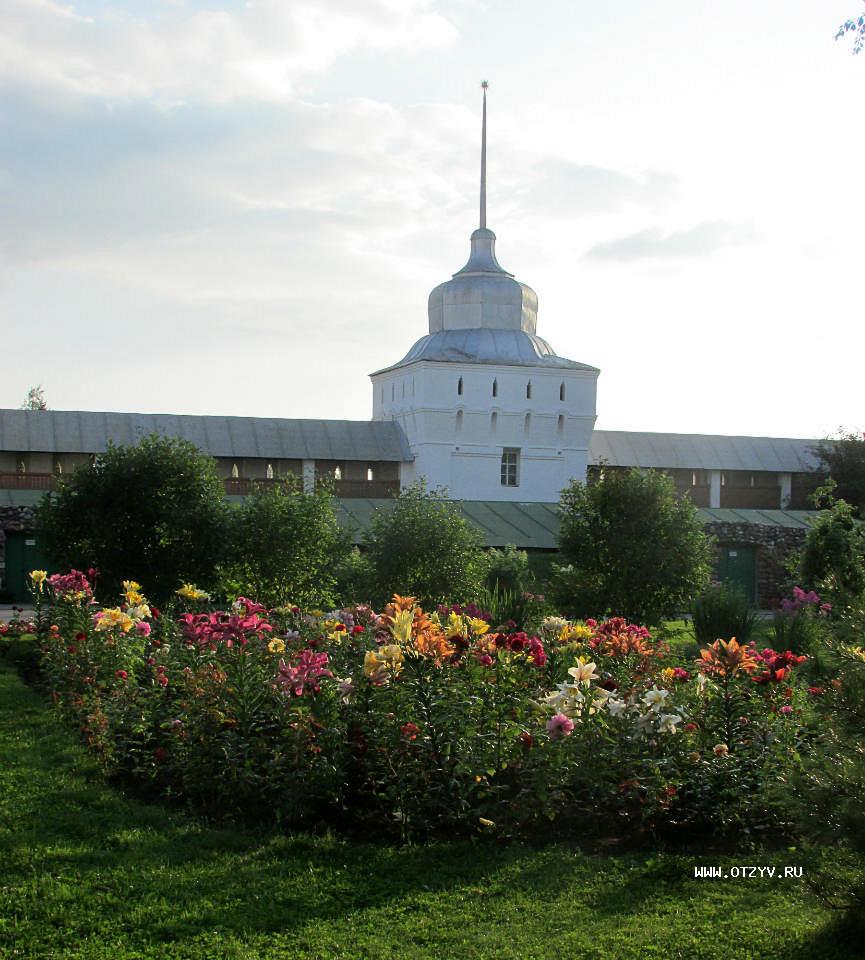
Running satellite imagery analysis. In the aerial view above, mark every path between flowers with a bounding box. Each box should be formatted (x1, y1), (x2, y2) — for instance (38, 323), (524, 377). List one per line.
(0, 659), (859, 960)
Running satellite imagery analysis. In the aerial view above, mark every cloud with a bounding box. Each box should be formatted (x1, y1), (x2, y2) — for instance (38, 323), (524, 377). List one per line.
(0, 0), (458, 103)
(582, 220), (761, 261)
(508, 158), (680, 219)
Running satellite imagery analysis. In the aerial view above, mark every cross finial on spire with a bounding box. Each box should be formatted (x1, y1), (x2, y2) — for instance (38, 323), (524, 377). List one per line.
(480, 80), (488, 229)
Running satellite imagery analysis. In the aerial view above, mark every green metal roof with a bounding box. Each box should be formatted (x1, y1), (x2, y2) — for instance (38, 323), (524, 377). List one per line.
(695, 508), (818, 529)
(2, 487), (820, 546)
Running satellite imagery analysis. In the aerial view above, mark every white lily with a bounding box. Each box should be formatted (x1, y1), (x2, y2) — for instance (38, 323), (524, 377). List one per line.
(657, 713), (682, 734)
(567, 658), (598, 685)
(606, 697), (628, 716)
(642, 686), (670, 711)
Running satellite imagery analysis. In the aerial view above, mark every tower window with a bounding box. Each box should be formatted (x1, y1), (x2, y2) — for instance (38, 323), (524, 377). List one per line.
(500, 449), (520, 487)
(457, 377), (463, 396)
(490, 411), (497, 434)
(557, 414), (565, 437)
(455, 410), (464, 434)
(559, 383), (566, 402)
(492, 378), (498, 398)
(526, 381), (532, 399)
(524, 412), (531, 435)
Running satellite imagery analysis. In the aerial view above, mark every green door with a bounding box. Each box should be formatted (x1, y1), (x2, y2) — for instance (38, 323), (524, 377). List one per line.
(3, 532), (56, 604)
(717, 544), (757, 606)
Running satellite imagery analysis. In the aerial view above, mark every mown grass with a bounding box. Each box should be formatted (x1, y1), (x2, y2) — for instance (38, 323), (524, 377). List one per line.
(0, 659), (861, 960)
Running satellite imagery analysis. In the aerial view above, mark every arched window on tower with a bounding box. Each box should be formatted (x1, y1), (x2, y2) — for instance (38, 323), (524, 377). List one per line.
(526, 381), (532, 399)
(492, 378), (498, 398)
(490, 411), (498, 435)
(559, 382), (566, 402)
(457, 377), (463, 396)
(455, 410), (463, 434)
(524, 412), (531, 436)
(557, 414), (565, 438)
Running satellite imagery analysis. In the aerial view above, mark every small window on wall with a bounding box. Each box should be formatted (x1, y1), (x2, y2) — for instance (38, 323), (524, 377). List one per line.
(457, 377), (463, 396)
(367, 466), (374, 481)
(557, 414), (565, 437)
(490, 411), (498, 435)
(559, 383), (566, 401)
(334, 466), (342, 480)
(266, 463), (274, 479)
(231, 463), (239, 479)
(526, 381), (532, 399)
(524, 412), (531, 435)
(721, 472), (727, 487)
(455, 410), (463, 434)
(501, 449), (520, 487)
(492, 378), (498, 398)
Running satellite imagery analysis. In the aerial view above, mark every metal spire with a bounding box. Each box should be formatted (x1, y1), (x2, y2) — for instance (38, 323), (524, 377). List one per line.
(480, 80), (488, 229)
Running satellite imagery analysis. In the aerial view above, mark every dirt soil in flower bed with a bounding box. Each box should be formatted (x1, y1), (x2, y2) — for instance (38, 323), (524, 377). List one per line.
(1, 660), (863, 960)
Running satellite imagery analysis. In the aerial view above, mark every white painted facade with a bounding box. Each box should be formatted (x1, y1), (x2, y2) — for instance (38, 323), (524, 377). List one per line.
(369, 229), (599, 501)
(371, 359), (597, 502)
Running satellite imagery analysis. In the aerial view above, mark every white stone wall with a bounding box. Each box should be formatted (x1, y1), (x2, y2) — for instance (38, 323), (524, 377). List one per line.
(371, 361), (598, 502)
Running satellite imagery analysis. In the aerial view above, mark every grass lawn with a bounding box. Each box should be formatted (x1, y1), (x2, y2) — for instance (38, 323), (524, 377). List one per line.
(1, 659), (862, 960)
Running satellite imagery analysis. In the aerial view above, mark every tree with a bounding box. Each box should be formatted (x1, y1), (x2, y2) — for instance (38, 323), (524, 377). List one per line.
(221, 477), (345, 609)
(836, 4), (865, 54)
(37, 434), (228, 602)
(20, 385), (47, 410)
(555, 468), (713, 624)
(800, 486), (865, 600)
(813, 430), (865, 518)
(362, 482), (490, 607)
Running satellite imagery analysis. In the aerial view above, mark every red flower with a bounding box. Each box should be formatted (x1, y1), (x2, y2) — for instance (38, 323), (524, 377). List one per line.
(518, 730), (534, 750)
(684, 722), (698, 732)
(153, 747), (167, 763)
(115, 670), (128, 681)
(807, 686), (825, 697)
(400, 722), (420, 741)
(75, 631), (86, 642)
(351, 624), (365, 635)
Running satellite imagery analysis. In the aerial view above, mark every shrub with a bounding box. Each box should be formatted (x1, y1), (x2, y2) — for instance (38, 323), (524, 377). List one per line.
(31, 573), (817, 845)
(485, 544), (533, 594)
(36, 435), (228, 602)
(812, 430), (865, 518)
(692, 582), (758, 648)
(800, 490), (865, 600)
(555, 468), (713, 624)
(220, 477), (344, 609)
(362, 483), (490, 607)
(790, 596), (865, 922)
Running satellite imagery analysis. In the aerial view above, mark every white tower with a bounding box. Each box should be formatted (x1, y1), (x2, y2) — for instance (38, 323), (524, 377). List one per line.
(370, 84), (599, 502)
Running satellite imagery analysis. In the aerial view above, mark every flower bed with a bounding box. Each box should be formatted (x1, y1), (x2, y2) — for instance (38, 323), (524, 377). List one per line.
(20, 570), (817, 843)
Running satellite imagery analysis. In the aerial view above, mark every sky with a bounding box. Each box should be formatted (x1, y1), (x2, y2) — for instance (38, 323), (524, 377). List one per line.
(1, 0), (863, 439)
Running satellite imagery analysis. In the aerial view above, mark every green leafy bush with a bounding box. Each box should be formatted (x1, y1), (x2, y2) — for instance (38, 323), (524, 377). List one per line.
(31, 575), (817, 845)
(36, 434), (228, 602)
(220, 477), (344, 609)
(362, 482), (490, 607)
(692, 582), (758, 648)
(555, 468), (713, 624)
(801, 490), (865, 600)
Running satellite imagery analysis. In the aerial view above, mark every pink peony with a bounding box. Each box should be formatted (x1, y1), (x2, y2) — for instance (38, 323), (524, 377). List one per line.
(136, 621), (152, 637)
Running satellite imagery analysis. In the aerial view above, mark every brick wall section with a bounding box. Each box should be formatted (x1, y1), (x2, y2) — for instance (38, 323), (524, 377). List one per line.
(703, 521), (807, 609)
